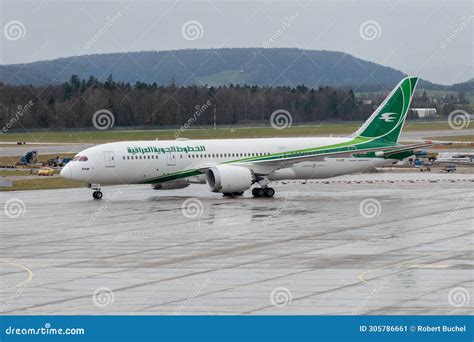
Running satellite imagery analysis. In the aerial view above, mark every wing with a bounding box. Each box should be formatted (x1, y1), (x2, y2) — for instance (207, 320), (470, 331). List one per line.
(238, 141), (448, 174)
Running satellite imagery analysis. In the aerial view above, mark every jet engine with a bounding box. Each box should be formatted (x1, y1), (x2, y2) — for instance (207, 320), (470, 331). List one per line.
(205, 165), (254, 193)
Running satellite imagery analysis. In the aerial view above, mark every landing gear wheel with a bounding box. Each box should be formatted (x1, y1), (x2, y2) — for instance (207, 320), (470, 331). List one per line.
(263, 187), (275, 197)
(252, 188), (265, 198)
(92, 191), (103, 199)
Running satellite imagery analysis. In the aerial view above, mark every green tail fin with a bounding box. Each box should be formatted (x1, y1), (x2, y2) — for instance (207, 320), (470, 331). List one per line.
(353, 77), (418, 144)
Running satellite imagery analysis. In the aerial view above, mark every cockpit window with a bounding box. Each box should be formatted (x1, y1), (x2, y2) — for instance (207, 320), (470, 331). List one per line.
(72, 156), (88, 162)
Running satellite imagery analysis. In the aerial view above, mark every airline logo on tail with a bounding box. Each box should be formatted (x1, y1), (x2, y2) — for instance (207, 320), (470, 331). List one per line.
(379, 113), (397, 122)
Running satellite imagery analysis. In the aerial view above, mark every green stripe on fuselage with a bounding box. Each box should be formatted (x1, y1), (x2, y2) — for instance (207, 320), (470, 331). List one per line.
(138, 137), (395, 184)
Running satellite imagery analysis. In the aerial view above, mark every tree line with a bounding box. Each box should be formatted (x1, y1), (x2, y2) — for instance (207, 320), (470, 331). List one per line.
(0, 75), (462, 131)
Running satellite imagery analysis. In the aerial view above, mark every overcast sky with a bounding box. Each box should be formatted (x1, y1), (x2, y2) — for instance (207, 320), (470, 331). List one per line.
(1, 0), (472, 85)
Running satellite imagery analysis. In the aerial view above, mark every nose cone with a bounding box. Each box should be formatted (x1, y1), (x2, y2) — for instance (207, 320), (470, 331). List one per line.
(60, 164), (72, 180)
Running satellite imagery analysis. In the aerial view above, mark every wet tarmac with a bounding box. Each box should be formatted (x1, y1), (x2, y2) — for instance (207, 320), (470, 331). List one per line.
(0, 175), (473, 315)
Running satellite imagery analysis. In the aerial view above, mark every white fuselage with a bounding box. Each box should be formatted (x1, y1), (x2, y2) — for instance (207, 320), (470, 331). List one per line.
(61, 137), (395, 186)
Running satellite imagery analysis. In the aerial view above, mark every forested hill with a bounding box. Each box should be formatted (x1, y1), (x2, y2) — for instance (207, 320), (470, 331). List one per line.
(1, 75), (443, 131)
(0, 48), (442, 90)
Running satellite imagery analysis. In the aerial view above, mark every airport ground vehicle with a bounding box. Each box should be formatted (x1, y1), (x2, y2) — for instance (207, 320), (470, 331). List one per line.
(18, 151), (38, 165)
(444, 165), (457, 172)
(46, 156), (72, 167)
(38, 167), (55, 176)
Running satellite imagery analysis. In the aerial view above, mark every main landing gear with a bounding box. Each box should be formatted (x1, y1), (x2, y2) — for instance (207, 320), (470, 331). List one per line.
(252, 187), (275, 198)
(90, 184), (103, 200)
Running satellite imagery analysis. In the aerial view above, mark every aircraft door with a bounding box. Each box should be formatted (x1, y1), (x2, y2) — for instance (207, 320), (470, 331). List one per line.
(166, 152), (176, 166)
(104, 151), (115, 167)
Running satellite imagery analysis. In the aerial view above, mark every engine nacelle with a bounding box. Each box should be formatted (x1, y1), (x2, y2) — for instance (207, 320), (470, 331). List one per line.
(152, 180), (189, 190)
(206, 165), (254, 193)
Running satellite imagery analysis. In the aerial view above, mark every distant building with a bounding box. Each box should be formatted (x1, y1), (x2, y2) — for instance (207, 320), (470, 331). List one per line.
(413, 108), (437, 119)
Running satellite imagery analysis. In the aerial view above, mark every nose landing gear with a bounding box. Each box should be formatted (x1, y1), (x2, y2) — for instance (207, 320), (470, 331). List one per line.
(92, 190), (103, 199)
(89, 184), (103, 200)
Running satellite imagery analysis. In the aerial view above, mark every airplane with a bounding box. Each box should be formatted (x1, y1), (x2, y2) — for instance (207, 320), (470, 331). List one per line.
(60, 76), (436, 199)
